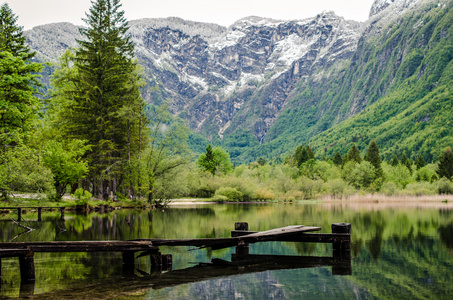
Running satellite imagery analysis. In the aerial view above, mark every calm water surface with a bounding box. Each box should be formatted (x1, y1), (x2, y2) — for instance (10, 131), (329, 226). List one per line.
(0, 202), (452, 299)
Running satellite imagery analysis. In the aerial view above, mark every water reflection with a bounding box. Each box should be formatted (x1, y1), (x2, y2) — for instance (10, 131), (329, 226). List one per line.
(1, 203), (453, 299)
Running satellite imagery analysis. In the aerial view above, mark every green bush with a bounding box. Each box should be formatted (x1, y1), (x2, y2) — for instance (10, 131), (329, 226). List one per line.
(254, 188), (275, 201)
(325, 178), (354, 198)
(72, 188), (93, 206)
(437, 177), (453, 194)
(380, 181), (398, 196)
(211, 194), (228, 202)
(403, 182), (436, 196)
(215, 187), (243, 202)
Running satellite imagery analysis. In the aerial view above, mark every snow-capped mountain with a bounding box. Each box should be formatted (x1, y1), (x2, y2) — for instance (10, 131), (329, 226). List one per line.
(26, 13), (362, 143)
(25, 0), (442, 161)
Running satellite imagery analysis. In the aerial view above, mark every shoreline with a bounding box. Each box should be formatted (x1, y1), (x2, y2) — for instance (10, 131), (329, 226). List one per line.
(2, 193), (453, 210)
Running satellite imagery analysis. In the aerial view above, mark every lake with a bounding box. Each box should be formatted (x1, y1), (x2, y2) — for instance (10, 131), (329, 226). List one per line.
(1, 201), (452, 299)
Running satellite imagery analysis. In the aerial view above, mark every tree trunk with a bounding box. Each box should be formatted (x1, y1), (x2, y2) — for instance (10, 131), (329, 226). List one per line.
(98, 177), (103, 200)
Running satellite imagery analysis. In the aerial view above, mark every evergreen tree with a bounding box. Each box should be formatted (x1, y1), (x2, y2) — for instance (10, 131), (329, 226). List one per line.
(51, 0), (148, 199)
(400, 152), (408, 165)
(257, 157), (266, 166)
(0, 4), (33, 58)
(345, 144), (362, 164)
(294, 145), (308, 167)
(437, 147), (453, 180)
(333, 151), (343, 166)
(0, 42), (42, 199)
(391, 154), (399, 166)
(415, 154), (425, 170)
(197, 145), (233, 175)
(197, 144), (216, 175)
(294, 145), (315, 167)
(364, 139), (383, 178)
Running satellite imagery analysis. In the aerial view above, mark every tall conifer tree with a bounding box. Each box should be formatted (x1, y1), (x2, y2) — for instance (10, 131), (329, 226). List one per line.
(52, 0), (148, 199)
(364, 139), (383, 178)
(437, 147), (453, 180)
(0, 4), (33, 58)
(0, 4), (42, 199)
(345, 144), (362, 164)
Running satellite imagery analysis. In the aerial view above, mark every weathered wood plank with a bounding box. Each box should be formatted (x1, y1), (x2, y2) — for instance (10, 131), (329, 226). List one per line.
(0, 249), (31, 258)
(0, 241), (157, 252)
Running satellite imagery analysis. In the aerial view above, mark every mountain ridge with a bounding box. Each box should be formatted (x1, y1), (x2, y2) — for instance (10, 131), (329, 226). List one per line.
(24, 0), (451, 163)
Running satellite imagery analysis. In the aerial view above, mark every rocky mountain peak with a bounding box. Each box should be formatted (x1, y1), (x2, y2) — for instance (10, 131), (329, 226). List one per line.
(369, 0), (424, 18)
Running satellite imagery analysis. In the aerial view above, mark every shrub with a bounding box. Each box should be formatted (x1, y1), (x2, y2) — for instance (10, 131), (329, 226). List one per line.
(326, 178), (352, 198)
(380, 181), (398, 196)
(437, 177), (453, 194)
(254, 188), (275, 201)
(403, 182), (436, 196)
(211, 194), (228, 202)
(215, 187), (243, 202)
(72, 188), (92, 206)
(297, 176), (323, 199)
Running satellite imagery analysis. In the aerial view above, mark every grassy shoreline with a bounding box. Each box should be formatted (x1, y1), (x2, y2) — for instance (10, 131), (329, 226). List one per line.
(1, 192), (452, 209)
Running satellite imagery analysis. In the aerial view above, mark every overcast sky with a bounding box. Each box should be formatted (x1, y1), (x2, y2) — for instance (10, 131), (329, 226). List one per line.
(6, 0), (376, 30)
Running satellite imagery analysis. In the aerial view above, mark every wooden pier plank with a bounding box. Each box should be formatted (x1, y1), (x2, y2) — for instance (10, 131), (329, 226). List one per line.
(0, 241), (157, 252)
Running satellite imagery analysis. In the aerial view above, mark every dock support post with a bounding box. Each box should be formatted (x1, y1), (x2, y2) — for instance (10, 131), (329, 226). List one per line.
(332, 223), (351, 254)
(162, 254), (173, 271)
(150, 250), (162, 268)
(122, 251), (135, 275)
(37, 208), (42, 222)
(60, 207), (65, 221)
(234, 222), (249, 256)
(331, 223), (352, 275)
(19, 251), (35, 282)
(19, 281), (35, 298)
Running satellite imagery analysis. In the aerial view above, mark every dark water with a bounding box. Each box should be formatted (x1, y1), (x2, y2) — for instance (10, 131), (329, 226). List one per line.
(1, 203), (453, 299)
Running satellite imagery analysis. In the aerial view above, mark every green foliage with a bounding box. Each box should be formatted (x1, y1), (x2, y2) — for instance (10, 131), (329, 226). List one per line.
(364, 140), (383, 178)
(49, 0), (148, 199)
(0, 51), (42, 147)
(0, 4), (33, 58)
(343, 161), (376, 189)
(391, 154), (399, 166)
(345, 144), (362, 164)
(333, 151), (343, 166)
(383, 162), (412, 189)
(0, 6), (42, 200)
(214, 187), (243, 202)
(72, 188), (93, 206)
(139, 104), (190, 203)
(197, 145), (233, 175)
(294, 145), (315, 168)
(436, 147), (453, 180)
(437, 177), (453, 194)
(42, 140), (90, 201)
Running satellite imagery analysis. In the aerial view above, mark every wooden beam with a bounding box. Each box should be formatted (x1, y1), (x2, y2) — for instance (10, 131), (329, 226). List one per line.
(0, 241), (157, 252)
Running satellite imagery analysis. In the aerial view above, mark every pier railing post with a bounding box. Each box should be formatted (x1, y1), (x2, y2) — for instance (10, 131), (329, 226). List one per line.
(19, 250), (35, 282)
(17, 208), (22, 221)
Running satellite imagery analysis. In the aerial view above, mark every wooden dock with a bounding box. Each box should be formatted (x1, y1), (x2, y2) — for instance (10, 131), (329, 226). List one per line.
(0, 222), (351, 283)
(0, 206), (66, 221)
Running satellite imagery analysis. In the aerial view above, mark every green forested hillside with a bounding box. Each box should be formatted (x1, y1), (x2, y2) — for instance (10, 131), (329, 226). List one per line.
(226, 0), (453, 163)
(310, 0), (453, 161)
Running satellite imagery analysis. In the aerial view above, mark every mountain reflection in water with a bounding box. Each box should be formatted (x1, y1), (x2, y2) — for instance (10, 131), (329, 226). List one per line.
(0, 202), (452, 299)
